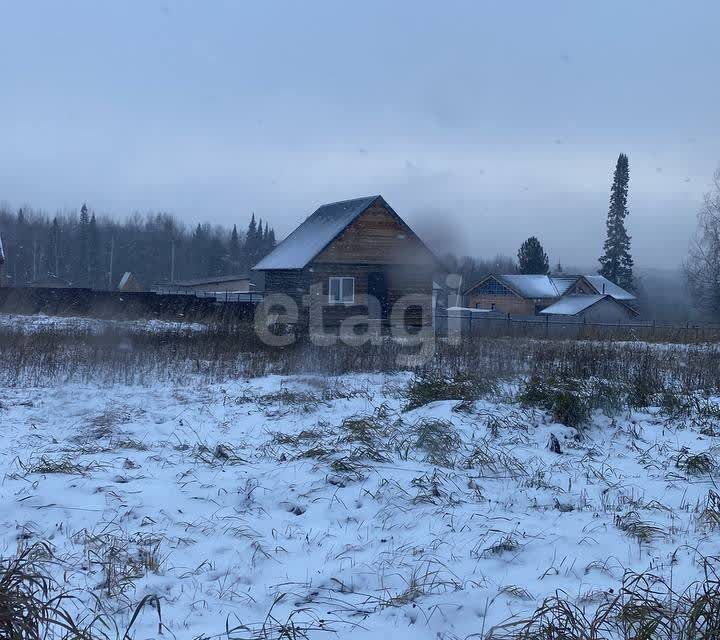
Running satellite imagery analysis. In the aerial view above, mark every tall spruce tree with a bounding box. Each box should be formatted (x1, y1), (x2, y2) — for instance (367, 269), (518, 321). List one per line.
(599, 153), (634, 290)
(257, 218), (265, 255)
(262, 221), (270, 255)
(245, 213), (259, 266)
(517, 236), (549, 274)
(191, 223), (209, 277)
(229, 224), (241, 267)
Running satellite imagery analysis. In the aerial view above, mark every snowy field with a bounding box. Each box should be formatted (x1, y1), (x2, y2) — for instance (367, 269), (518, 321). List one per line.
(0, 313), (207, 335)
(2, 364), (720, 638)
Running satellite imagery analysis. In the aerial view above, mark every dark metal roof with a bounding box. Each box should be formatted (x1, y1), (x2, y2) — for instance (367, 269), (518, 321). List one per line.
(172, 274), (250, 287)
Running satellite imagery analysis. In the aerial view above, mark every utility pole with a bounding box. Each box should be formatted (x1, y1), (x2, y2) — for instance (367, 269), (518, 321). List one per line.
(170, 239), (175, 283)
(32, 238), (37, 281)
(107, 236), (115, 290)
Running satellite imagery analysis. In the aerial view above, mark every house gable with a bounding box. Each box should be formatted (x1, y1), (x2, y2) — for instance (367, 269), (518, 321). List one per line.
(464, 275), (524, 300)
(563, 277), (596, 295)
(313, 199), (437, 266)
(253, 195), (439, 271)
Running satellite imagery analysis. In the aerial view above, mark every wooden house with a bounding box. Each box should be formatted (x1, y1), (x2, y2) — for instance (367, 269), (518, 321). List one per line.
(463, 274), (636, 316)
(253, 195), (440, 328)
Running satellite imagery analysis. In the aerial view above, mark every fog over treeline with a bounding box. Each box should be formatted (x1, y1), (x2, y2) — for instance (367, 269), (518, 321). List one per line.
(0, 181), (712, 323)
(0, 204), (276, 289)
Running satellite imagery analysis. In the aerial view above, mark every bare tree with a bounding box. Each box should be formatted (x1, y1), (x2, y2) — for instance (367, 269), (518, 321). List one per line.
(685, 167), (720, 316)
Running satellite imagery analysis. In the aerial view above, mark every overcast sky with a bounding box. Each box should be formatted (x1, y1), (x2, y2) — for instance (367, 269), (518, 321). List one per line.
(1, 1), (718, 270)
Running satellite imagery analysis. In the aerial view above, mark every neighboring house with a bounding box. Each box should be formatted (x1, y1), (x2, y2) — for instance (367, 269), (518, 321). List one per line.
(463, 274), (636, 316)
(26, 275), (72, 288)
(539, 294), (638, 322)
(253, 195), (440, 327)
(117, 272), (143, 292)
(159, 274), (253, 294)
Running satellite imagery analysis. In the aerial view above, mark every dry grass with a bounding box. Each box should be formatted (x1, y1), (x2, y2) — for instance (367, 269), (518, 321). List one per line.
(0, 542), (162, 640)
(487, 555), (720, 640)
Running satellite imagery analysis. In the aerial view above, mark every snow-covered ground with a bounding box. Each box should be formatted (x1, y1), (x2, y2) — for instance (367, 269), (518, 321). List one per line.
(1, 372), (719, 638)
(0, 313), (206, 334)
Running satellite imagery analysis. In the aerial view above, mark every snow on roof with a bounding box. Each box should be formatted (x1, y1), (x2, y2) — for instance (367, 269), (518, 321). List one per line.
(118, 272), (133, 288)
(583, 275), (636, 300)
(494, 274), (572, 298)
(539, 294), (607, 316)
(0, 233), (4, 262)
(253, 195), (380, 270)
(480, 274), (635, 302)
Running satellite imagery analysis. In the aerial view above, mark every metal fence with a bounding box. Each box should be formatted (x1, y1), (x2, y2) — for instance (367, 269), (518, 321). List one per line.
(437, 311), (720, 343)
(151, 287), (264, 303)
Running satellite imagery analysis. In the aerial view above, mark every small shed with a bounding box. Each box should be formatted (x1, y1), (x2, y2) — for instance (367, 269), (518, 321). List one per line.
(118, 272), (144, 292)
(539, 295), (637, 322)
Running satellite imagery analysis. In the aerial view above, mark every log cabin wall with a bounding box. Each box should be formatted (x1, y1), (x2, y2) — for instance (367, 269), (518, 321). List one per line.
(264, 264), (433, 328)
(306, 263), (432, 327)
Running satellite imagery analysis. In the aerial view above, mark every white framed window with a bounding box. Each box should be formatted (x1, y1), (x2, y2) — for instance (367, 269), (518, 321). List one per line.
(328, 277), (355, 304)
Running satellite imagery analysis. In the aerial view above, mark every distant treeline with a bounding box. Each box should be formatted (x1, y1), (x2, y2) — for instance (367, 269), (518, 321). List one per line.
(0, 204), (276, 289)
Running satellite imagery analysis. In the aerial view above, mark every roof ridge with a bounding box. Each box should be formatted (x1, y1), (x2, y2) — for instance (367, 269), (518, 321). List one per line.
(317, 194), (380, 208)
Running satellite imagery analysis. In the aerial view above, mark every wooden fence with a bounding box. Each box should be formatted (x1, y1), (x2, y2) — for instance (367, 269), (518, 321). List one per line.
(150, 286), (264, 303)
(0, 287), (257, 323)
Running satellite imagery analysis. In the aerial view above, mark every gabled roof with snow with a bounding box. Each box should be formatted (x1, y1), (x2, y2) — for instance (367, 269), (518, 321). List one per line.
(582, 275), (636, 301)
(491, 274), (580, 298)
(467, 273), (636, 302)
(253, 195), (429, 271)
(253, 196), (379, 270)
(539, 294), (607, 316)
